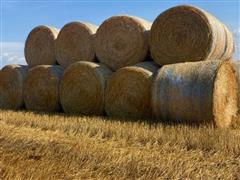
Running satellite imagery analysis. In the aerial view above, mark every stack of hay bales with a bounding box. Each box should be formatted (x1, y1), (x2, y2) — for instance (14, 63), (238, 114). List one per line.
(149, 5), (237, 128)
(0, 5), (239, 128)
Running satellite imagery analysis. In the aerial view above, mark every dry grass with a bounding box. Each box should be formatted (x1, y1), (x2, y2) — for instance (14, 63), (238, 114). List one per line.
(0, 110), (240, 179)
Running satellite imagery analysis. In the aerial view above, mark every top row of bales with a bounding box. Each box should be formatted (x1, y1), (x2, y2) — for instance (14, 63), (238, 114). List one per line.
(24, 5), (234, 70)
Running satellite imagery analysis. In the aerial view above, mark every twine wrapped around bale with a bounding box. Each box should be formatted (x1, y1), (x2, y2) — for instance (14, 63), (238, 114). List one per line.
(95, 15), (152, 70)
(0, 65), (28, 109)
(60, 61), (112, 115)
(25, 25), (59, 67)
(55, 22), (98, 67)
(150, 5), (234, 65)
(24, 65), (64, 112)
(105, 61), (159, 119)
(152, 60), (238, 128)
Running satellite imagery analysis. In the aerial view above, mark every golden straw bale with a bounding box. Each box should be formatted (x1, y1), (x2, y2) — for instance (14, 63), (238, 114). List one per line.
(24, 65), (64, 112)
(55, 22), (98, 67)
(60, 61), (112, 115)
(150, 5), (234, 65)
(95, 15), (152, 70)
(0, 65), (28, 109)
(25, 25), (59, 67)
(152, 60), (238, 128)
(105, 61), (159, 119)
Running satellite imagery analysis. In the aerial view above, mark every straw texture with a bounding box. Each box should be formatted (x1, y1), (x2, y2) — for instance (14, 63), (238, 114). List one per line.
(105, 61), (159, 119)
(152, 60), (238, 128)
(150, 5), (234, 65)
(55, 22), (98, 67)
(25, 25), (59, 67)
(232, 61), (240, 124)
(60, 61), (112, 115)
(0, 65), (28, 109)
(24, 65), (64, 112)
(95, 15), (152, 70)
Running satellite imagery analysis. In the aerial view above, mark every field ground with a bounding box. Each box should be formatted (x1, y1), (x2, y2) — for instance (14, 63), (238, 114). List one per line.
(0, 110), (240, 179)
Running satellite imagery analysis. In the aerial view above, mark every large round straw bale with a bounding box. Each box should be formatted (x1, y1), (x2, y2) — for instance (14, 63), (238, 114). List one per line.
(105, 61), (159, 119)
(0, 65), (28, 109)
(150, 5), (234, 65)
(25, 25), (59, 67)
(24, 65), (64, 112)
(95, 15), (152, 70)
(55, 22), (98, 67)
(60, 61), (112, 115)
(152, 60), (238, 128)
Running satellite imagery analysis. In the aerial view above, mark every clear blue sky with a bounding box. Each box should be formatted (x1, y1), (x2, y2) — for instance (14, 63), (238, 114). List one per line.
(0, 0), (240, 67)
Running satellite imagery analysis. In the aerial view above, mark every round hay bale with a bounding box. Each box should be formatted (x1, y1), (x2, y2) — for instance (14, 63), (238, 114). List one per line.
(25, 25), (59, 67)
(95, 15), (152, 70)
(152, 60), (238, 128)
(55, 22), (98, 68)
(105, 61), (159, 119)
(60, 61), (112, 115)
(150, 5), (234, 65)
(24, 65), (64, 112)
(0, 65), (28, 109)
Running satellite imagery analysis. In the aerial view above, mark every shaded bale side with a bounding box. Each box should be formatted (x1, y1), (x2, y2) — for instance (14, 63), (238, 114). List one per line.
(105, 61), (159, 119)
(25, 25), (59, 67)
(150, 5), (234, 65)
(24, 65), (64, 112)
(152, 60), (238, 128)
(95, 15), (152, 70)
(0, 65), (28, 109)
(232, 61), (240, 124)
(60, 61), (112, 115)
(55, 22), (98, 68)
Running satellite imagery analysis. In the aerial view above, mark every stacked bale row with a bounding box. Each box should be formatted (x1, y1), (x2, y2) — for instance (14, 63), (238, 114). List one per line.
(0, 5), (239, 128)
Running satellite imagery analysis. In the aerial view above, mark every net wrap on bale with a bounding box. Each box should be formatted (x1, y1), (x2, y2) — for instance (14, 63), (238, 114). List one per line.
(55, 22), (98, 67)
(105, 61), (159, 119)
(0, 65), (28, 109)
(24, 65), (64, 112)
(25, 25), (59, 67)
(150, 5), (234, 65)
(95, 15), (152, 70)
(60, 61), (112, 115)
(152, 60), (238, 128)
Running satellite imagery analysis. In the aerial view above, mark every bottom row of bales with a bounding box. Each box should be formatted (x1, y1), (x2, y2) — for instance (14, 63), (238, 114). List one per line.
(0, 60), (239, 128)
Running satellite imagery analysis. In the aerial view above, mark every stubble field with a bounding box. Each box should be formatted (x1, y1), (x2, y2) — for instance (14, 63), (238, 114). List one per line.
(0, 110), (239, 179)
